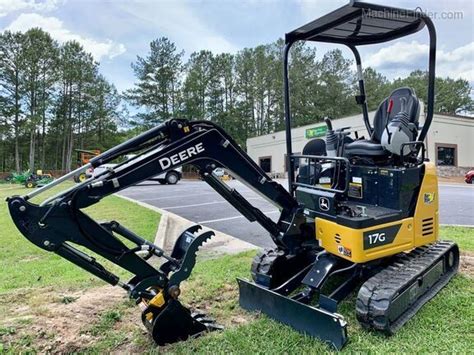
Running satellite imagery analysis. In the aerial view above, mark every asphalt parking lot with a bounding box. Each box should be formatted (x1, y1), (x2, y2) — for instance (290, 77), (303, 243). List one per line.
(119, 179), (474, 249)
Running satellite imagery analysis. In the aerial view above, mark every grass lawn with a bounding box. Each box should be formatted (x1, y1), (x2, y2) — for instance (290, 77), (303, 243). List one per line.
(439, 225), (474, 251)
(0, 183), (473, 353)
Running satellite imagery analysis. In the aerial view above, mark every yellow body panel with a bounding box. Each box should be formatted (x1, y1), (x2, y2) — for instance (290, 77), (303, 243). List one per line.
(316, 163), (439, 263)
(413, 163), (439, 247)
(316, 217), (414, 263)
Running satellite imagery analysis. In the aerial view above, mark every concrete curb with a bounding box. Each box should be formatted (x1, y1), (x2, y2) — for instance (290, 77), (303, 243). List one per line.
(440, 224), (474, 228)
(116, 194), (258, 256)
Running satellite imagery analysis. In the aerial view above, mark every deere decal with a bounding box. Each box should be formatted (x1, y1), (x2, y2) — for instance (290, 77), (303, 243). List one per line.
(424, 192), (435, 204)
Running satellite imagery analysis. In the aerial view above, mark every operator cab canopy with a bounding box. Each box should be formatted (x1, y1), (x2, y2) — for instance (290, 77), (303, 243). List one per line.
(284, 1), (434, 160)
(285, 0), (426, 46)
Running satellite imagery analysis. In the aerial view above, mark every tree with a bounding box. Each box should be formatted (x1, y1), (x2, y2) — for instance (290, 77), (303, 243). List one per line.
(316, 49), (355, 119)
(392, 70), (474, 115)
(234, 47), (257, 143)
(84, 75), (121, 149)
(217, 53), (236, 116)
(55, 40), (97, 171)
(287, 42), (319, 127)
(262, 42), (285, 133)
(21, 28), (59, 171)
(0, 31), (25, 171)
(0, 95), (12, 171)
(434, 77), (473, 114)
(359, 67), (391, 111)
(125, 37), (184, 127)
(182, 50), (214, 120)
(0, 29), (121, 173)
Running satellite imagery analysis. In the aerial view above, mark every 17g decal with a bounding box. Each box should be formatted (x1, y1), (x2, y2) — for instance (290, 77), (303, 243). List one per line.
(363, 225), (401, 250)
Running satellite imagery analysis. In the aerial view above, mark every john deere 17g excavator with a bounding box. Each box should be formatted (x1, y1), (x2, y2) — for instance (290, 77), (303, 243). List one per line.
(8, 1), (459, 350)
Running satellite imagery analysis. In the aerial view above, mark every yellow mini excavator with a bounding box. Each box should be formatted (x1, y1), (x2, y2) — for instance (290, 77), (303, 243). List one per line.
(8, 1), (459, 350)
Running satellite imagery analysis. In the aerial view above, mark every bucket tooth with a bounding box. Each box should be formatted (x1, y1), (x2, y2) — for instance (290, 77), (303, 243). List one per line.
(160, 225), (214, 285)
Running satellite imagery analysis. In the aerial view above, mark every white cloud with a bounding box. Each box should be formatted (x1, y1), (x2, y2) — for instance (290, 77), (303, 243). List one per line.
(365, 41), (430, 70)
(0, 0), (60, 17)
(437, 42), (474, 82)
(118, 1), (238, 54)
(365, 40), (474, 82)
(4, 13), (126, 60)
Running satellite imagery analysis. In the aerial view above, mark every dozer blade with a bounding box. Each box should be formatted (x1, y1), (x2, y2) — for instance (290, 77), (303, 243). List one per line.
(237, 278), (348, 350)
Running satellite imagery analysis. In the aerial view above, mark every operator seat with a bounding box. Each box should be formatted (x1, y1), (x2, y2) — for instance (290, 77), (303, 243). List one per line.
(303, 138), (327, 156)
(297, 138), (326, 185)
(344, 87), (420, 157)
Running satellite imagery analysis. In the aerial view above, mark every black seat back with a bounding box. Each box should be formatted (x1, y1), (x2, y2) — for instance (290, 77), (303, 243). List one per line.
(303, 138), (326, 156)
(372, 87), (420, 142)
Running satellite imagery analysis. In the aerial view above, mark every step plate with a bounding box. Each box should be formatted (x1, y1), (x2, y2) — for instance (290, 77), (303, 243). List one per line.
(237, 278), (348, 350)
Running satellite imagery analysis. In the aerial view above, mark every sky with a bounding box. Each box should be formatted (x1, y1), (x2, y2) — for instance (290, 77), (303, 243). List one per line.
(0, 0), (473, 94)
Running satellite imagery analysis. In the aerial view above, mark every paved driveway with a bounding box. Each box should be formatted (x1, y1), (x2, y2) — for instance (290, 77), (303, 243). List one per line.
(118, 180), (473, 249)
(438, 184), (474, 226)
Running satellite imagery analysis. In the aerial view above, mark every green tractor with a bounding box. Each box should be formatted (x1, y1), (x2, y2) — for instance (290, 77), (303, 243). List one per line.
(24, 171), (54, 188)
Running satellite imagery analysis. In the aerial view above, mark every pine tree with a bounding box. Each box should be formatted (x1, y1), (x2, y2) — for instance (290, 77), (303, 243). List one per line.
(55, 40), (97, 171)
(182, 50), (214, 120)
(21, 28), (59, 171)
(0, 31), (25, 171)
(125, 37), (184, 127)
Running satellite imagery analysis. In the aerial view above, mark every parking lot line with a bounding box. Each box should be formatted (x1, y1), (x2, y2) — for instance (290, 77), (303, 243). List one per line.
(161, 200), (228, 209)
(160, 197), (263, 210)
(199, 210), (279, 224)
(122, 188), (187, 196)
(138, 192), (217, 201)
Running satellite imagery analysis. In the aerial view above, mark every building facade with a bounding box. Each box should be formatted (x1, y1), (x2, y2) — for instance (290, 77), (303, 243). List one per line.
(247, 112), (474, 176)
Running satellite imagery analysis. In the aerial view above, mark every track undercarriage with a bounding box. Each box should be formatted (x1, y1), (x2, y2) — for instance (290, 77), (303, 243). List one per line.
(241, 241), (459, 349)
(356, 241), (459, 334)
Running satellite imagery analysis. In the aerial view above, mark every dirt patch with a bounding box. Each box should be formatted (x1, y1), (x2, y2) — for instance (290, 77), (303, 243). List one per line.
(0, 282), (252, 353)
(1, 285), (129, 352)
(460, 252), (474, 277)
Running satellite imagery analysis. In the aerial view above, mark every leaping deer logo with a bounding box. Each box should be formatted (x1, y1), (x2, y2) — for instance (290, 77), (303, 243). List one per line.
(319, 197), (330, 211)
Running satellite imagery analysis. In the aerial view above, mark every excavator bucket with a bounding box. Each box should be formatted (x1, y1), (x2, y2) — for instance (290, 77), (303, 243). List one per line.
(237, 279), (348, 350)
(143, 299), (220, 345)
(139, 226), (223, 344)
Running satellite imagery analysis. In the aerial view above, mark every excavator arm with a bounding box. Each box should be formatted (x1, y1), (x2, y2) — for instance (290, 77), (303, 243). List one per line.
(7, 118), (309, 345)
(67, 119), (305, 247)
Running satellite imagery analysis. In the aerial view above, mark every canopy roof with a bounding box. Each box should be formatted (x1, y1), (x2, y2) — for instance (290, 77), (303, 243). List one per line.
(285, 1), (426, 46)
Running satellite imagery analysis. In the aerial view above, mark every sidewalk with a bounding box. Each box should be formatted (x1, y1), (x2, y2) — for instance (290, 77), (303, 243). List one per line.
(438, 176), (468, 184)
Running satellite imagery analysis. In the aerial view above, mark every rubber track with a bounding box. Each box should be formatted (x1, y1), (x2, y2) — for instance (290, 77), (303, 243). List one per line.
(251, 248), (283, 283)
(356, 241), (459, 334)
